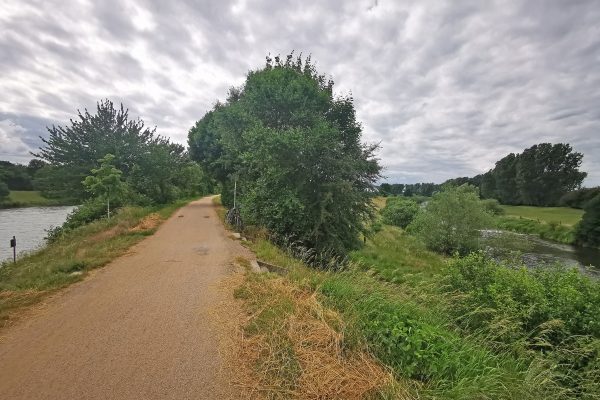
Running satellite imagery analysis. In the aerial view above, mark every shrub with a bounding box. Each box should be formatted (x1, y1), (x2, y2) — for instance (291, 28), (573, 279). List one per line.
(481, 198), (505, 215)
(46, 197), (113, 242)
(381, 198), (420, 228)
(576, 195), (600, 247)
(443, 253), (600, 396)
(408, 185), (494, 255)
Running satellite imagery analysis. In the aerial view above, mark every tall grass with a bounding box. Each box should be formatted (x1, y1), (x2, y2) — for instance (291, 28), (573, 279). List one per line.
(249, 237), (559, 399)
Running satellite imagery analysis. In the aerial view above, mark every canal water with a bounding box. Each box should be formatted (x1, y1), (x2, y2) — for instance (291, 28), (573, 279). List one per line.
(0, 206), (75, 262)
(481, 230), (600, 276)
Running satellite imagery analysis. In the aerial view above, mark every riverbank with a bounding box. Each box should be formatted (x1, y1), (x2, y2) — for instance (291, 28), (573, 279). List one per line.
(229, 218), (599, 398)
(0, 200), (189, 330)
(0, 191), (76, 209)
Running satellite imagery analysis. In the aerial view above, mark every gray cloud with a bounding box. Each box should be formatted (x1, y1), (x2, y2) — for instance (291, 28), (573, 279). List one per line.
(0, 0), (598, 185)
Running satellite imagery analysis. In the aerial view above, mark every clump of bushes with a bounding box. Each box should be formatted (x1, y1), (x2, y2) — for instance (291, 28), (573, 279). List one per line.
(481, 198), (504, 215)
(408, 185), (494, 255)
(443, 252), (600, 397)
(576, 195), (600, 247)
(496, 216), (576, 244)
(381, 197), (420, 228)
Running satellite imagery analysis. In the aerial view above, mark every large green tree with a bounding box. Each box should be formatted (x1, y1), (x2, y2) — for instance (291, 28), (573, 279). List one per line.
(481, 144), (586, 206)
(516, 143), (587, 206)
(34, 99), (202, 204)
(188, 54), (381, 257)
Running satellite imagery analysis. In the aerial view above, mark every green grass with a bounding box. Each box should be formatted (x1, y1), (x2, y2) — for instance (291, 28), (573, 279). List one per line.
(249, 237), (557, 399)
(0, 190), (74, 208)
(501, 205), (583, 226)
(351, 226), (445, 282)
(0, 199), (189, 329)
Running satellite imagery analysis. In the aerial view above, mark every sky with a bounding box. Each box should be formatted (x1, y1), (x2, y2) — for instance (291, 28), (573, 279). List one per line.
(1, 0), (599, 186)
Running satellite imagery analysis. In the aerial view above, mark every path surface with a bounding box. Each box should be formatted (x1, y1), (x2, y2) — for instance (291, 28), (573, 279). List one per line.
(0, 197), (247, 399)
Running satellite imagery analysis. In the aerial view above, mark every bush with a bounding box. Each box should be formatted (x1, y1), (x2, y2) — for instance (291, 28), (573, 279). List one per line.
(381, 198), (419, 228)
(576, 195), (600, 247)
(559, 187), (600, 209)
(408, 185), (494, 255)
(443, 253), (600, 396)
(46, 197), (112, 242)
(481, 198), (504, 215)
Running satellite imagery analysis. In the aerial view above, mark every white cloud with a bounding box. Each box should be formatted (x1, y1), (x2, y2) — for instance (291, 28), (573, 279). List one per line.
(0, 0), (598, 185)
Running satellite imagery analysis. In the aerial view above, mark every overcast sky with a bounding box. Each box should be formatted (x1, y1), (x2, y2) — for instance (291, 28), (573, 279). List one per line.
(1, 0), (599, 185)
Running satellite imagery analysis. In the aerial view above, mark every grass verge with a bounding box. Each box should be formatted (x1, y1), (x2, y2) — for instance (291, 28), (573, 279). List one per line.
(0, 191), (75, 208)
(500, 205), (583, 226)
(232, 264), (403, 399)
(496, 215), (576, 244)
(0, 199), (189, 330)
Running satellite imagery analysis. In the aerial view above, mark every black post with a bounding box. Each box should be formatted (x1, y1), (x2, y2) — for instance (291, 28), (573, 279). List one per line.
(10, 235), (16, 263)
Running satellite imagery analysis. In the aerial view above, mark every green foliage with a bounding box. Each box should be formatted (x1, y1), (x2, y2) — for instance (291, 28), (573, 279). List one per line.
(83, 154), (125, 199)
(496, 216), (576, 244)
(46, 197), (109, 242)
(188, 54), (381, 258)
(483, 144), (587, 206)
(481, 198), (505, 215)
(381, 197), (420, 228)
(0, 160), (35, 190)
(0, 181), (8, 200)
(444, 253), (600, 397)
(576, 195), (600, 247)
(34, 99), (204, 205)
(559, 187), (600, 209)
(408, 185), (494, 255)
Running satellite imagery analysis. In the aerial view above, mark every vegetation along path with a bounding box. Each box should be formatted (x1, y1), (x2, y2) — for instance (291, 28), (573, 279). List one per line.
(0, 196), (248, 399)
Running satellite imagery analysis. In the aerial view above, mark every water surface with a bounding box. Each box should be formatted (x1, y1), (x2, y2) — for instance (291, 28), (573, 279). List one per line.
(481, 229), (599, 276)
(0, 206), (75, 262)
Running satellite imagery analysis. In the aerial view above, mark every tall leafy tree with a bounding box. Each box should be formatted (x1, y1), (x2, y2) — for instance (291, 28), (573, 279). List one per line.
(189, 54), (381, 257)
(516, 143), (586, 206)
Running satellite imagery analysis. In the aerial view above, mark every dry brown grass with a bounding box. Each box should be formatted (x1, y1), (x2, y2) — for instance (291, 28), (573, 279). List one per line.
(129, 213), (161, 232)
(225, 268), (408, 400)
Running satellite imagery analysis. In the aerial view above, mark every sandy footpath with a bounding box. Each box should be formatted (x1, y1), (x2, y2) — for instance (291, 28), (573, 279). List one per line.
(0, 197), (249, 399)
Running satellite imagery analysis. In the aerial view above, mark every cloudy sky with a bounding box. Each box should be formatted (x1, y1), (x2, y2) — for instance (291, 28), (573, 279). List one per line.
(1, 0), (599, 185)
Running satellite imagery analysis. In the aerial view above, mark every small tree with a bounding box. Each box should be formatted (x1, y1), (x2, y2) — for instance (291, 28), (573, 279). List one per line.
(575, 195), (600, 247)
(408, 185), (494, 255)
(82, 154), (125, 218)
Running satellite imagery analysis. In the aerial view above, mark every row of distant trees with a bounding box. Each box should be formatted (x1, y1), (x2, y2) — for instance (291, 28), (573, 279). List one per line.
(381, 143), (593, 208)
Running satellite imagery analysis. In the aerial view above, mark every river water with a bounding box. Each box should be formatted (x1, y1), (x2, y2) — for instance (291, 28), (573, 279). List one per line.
(0, 206), (75, 262)
(481, 230), (600, 276)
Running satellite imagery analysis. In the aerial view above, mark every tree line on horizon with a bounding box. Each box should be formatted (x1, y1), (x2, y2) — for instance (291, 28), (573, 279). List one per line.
(380, 143), (595, 208)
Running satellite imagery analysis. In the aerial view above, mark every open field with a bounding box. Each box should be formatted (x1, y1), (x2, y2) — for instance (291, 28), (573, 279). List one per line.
(0, 191), (73, 208)
(500, 205), (583, 226)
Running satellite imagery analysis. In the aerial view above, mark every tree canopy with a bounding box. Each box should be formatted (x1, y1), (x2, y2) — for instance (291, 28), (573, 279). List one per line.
(34, 99), (210, 204)
(188, 54), (381, 258)
(480, 143), (587, 206)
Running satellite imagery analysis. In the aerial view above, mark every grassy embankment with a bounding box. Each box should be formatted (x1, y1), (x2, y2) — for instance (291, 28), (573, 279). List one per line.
(0, 190), (75, 208)
(0, 200), (189, 330)
(497, 205), (583, 244)
(223, 195), (599, 399)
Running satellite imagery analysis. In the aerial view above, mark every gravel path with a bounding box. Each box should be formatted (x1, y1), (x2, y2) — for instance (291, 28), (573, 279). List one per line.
(0, 197), (247, 399)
